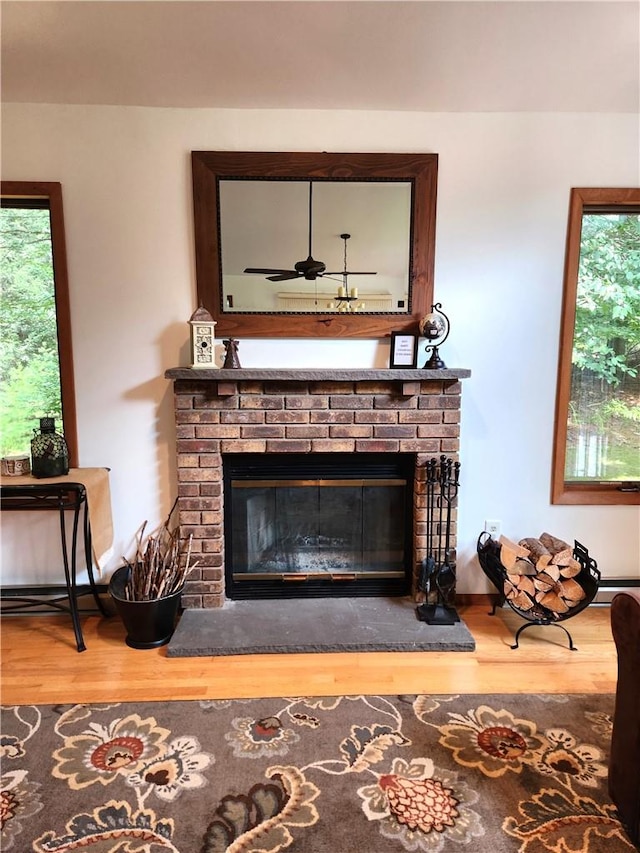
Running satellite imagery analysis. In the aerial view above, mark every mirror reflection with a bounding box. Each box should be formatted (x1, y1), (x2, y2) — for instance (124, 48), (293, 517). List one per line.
(191, 151), (437, 338)
(219, 179), (412, 314)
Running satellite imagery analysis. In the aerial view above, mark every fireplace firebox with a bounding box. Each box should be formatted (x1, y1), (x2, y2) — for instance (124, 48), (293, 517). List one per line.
(224, 453), (414, 599)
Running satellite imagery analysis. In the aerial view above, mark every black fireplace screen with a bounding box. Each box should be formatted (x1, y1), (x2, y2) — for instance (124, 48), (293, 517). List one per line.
(223, 453), (414, 599)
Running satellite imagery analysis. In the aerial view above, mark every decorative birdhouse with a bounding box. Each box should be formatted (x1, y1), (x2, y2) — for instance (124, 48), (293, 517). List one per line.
(189, 306), (217, 369)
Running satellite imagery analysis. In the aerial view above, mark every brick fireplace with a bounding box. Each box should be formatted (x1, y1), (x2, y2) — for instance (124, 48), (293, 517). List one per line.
(165, 368), (470, 608)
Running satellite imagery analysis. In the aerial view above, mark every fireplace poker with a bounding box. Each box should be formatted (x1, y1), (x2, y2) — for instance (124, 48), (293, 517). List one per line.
(419, 458), (438, 594)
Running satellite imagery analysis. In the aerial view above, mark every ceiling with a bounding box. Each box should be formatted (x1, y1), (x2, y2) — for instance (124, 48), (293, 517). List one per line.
(1, 1), (638, 113)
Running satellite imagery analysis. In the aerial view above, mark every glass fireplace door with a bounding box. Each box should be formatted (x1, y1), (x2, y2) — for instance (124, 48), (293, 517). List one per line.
(224, 454), (414, 599)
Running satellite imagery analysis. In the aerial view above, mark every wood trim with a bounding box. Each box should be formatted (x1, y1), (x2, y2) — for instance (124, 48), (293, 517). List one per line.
(454, 593), (499, 607)
(191, 151), (437, 339)
(551, 187), (640, 505)
(1, 181), (78, 467)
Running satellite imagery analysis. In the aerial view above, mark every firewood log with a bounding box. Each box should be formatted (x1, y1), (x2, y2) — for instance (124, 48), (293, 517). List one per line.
(558, 560), (581, 579)
(548, 546), (582, 579)
(504, 569), (541, 613)
(516, 558), (537, 575)
(536, 577), (585, 613)
(501, 551), (537, 576)
(539, 532), (572, 556)
(499, 535), (530, 557)
(533, 573), (556, 592)
(551, 547), (574, 566)
(519, 537), (551, 567)
(504, 578), (535, 611)
(499, 538), (537, 575)
(559, 577), (586, 603)
(511, 590), (535, 611)
(505, 573), (520, 590)
(539, 589), (570, 614)
(520, 575), (536, 596)
(504, 573), (536, 596)
(499, 544), (520, 572)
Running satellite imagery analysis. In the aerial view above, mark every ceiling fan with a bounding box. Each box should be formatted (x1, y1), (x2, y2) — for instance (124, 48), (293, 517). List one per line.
(243, 182), (377, 283)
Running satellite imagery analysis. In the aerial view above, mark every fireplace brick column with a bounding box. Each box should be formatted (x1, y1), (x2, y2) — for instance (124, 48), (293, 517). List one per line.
(165, 368), (470, 608)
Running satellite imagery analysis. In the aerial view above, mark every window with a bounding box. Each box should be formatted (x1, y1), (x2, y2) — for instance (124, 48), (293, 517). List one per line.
(0, 182), (77, 465)
(552, 188), (640, 504)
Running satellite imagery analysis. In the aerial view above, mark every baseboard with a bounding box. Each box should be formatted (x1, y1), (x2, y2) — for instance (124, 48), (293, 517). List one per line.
(455, 593), (496, 607)
(457, 582), (640, 608)
(593, 579), (640, 604)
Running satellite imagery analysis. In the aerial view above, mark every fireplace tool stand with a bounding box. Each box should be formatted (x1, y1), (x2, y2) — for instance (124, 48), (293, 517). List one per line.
(416, 456), (461, 626)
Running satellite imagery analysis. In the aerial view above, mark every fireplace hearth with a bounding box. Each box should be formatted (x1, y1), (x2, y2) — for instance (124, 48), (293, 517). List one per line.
(165, 368), (471, 608)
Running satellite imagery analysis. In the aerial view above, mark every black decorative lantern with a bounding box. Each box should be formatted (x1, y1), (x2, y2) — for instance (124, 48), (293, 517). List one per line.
(31, 417), (69, 478)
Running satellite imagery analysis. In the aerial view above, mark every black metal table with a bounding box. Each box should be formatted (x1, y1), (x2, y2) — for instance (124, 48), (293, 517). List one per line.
(1, 479), (110, 652)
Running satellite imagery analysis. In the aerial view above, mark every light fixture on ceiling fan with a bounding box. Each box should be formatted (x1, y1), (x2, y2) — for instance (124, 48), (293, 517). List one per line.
(243, 182), (377, 284)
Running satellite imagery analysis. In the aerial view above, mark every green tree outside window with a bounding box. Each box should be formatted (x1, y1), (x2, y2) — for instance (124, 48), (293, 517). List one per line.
(553, 188), (640, 504)
(566, 212), (640, 482)
(1, 205), (64, 457)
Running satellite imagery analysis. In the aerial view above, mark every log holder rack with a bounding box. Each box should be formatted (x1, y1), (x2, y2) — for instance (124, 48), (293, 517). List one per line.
(476, 532), (600, 650)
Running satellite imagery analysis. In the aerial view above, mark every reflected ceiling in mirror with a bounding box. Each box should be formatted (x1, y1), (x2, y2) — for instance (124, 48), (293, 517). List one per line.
(191, 152), (438, 339)
(219, 179), (412, 314)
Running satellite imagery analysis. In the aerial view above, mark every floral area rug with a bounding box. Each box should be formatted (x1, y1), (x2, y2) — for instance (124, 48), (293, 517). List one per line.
(1, 693), (637, 852)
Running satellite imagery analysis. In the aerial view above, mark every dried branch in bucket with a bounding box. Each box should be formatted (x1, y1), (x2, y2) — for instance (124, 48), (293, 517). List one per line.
(121, 498), (198, 601)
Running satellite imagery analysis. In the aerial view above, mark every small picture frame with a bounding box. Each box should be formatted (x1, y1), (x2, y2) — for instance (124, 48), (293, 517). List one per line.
(389, 332), (418, 369)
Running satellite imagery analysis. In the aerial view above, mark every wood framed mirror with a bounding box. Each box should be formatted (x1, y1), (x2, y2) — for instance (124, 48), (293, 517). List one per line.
(191, 151), (438, 338)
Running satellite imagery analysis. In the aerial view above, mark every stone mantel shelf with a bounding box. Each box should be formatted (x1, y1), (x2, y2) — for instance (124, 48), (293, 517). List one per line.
(165, 368), (471, 382)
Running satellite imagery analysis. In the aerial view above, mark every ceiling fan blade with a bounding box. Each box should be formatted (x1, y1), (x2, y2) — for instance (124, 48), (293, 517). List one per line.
(322, 271), (378, 276)
(244, 267), (296, 275)
(267, 272), (302, 282)
(244, 183), (323, 282)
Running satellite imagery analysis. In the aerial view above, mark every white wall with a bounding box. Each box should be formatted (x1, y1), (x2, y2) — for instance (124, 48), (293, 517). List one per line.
(2, 103), (638, 592)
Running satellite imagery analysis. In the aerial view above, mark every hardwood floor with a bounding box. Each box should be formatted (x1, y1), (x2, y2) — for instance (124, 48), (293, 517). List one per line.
(0, 602), (617, 705)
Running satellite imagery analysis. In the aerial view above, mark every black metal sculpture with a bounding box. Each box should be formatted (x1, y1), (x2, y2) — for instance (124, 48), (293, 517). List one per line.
(222, 338), (242, 369)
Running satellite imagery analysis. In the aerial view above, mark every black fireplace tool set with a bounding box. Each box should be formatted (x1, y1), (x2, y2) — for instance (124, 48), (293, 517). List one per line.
(416, 455), (461, 626)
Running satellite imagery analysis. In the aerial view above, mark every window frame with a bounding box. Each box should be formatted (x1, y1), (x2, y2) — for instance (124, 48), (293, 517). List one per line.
(1, 181), (78, 467)
(551, 187), (640, 505)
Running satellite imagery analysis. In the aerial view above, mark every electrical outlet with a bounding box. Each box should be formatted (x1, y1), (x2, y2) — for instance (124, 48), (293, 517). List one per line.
(484, 519), (501, 539)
